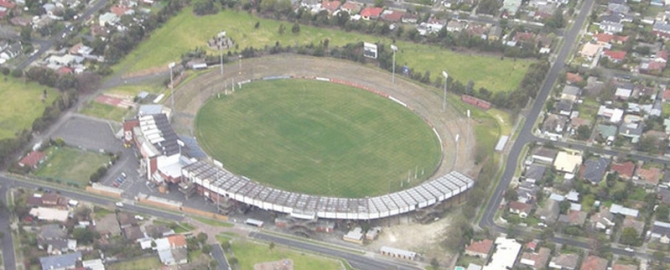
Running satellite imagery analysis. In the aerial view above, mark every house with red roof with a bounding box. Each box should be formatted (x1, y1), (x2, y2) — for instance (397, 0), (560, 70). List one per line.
(662, 89), (670, 102)
(509, 201), (533, 218)
(321, 0), (341, 14)
(360, 7), (383, 20)
(603, 50), (627, 63)
(610, 161), (635, 180)
(464, 239), (493, 258)
(640, 50), (668, 74)
(56, 66), (73, 75)
(381, 10), (405, 22)
(340, 2), (361, 14)
(19, 151), (46, 168)
(581, 255), (609, 270)
(635, 167), (662, 186)
(0, 0), (16, 9)
(566, 72), (583, 85)
(111, 5), (132, 16)
(594, 33), (614, 44)
(612, 263), (638, 270)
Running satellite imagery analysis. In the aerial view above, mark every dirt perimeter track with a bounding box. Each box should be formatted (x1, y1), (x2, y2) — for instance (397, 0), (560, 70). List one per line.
(172, 54), (476, 179)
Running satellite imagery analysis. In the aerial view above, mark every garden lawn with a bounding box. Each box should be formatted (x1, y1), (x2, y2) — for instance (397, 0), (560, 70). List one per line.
(107, 256), (162, 270)
(196, 79), (441, 197)
(114, 8), (531, 93)
(0, 76), (59, 139)
(34, 146), (112, 186)
(80, 102), (132, 121)
(228, 239), (342, 270)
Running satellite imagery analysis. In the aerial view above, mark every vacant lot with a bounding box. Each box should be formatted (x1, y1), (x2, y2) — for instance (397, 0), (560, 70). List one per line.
(0, 77), (58, 139)
(196, 79), (441, 197)
(114, 8), (531, 92)
(34, 146), (111, 186)
(80, 102), (132, 122)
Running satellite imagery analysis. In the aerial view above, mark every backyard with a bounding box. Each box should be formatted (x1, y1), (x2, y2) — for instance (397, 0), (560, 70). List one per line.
(107, 256), (162, 270)
(0, 76), (59, 139)
(114, 7), (532, 93)
(34, 146), (112, 187)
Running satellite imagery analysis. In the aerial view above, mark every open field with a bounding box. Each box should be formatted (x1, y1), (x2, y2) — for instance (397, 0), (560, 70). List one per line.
(196, 79), (441, 197)
(34, 146), (112, 186)
(114, 7), (531, 92)
(0, 76), (59, 139)
(80, 102), (132, 122)
(107, 256), (162, 270)
(221, 238), (343, 270)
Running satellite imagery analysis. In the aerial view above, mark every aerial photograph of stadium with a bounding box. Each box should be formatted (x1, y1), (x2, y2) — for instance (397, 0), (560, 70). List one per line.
(1, 0), (669, 268)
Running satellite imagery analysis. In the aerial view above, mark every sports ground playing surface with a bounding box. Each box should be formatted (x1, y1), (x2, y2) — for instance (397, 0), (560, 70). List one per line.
(195, 79), (442, 197)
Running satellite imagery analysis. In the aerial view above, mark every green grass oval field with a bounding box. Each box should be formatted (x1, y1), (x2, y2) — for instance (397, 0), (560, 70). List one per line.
(195, 79), (442, 197)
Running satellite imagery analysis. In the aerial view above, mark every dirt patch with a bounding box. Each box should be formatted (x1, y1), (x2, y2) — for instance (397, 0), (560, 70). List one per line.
(254, 259), (293, 270)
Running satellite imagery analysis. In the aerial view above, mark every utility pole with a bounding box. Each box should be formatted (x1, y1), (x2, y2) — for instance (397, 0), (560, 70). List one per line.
(442, 71), (448, 112)
(390, 44), (398, 83)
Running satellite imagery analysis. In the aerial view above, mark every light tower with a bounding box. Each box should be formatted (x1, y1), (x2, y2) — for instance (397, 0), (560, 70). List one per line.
(169, 62), (175, 112)
(441, 71), (448, 112)
(390, 44), (398, 83)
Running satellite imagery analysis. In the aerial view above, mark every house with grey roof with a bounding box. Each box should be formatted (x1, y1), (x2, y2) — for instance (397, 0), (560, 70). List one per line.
(561, 85), (581, 101)
(579, 157), (610, 185)
(649, 221), (670, 244)
(524, 165), (547, 183)
(549, 253), (579, 269)
(619, 122), (645, 143)
(531, 147), (558, 164)
(39, 251), (81, 270)
(535, 199), (560, 225)
(39, 224), (66, 240)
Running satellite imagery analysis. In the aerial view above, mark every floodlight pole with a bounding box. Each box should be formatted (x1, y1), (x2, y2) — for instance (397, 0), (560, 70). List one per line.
(442, 71), (448, 112)
(169, 62), (175, 112)
(390, 45), (398, 84)
(238, 55), (242, 75)
(454, 134), (460, 168)
(466, 109), (471, 153)
(220, 45), (223, 76)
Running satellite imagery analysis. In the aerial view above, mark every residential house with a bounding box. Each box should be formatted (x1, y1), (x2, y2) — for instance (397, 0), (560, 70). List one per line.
(360, 7), (383, 20)
(549, 253), (579, 269)
(580, 157), (610, 184)
(144, 224), (173, 238)
(520, 247), (550, 270)
(524, 165), (547, 183)
(488, 25), (502, 41)
(597, 124), (618, 143)
(597, 106), (624, 123)
(517, 180), (539, 204)
(117, 212), (138, 229)
(569, 117), (591, 132)
(580, 255), (609, 270)
(611, 161), (636, 180)
(98, 12), (119, 26)
(648, 221), (670, 244)
(502, 0), (522, 16)
(39, 251), (82, 270)
(612, 264), (638, 270)
(464, 239), (493, 258)
(585, 76), (605, 96)
(658, 186), (670, 205)
(41, 193), (63, 207)
(566, 72), (584, 85)
(18, 151), (46, 168)
(615, 82), (634, 100)
(0, 42), (21, 62)
(561, 85), (581, 101)
(619, 122), (644, 143)
(39, 224), (66, 240)
(590, 207), (616, 231)
(401, 12), (417, 24)
(485, 237), (522, 270)
(622, 218), (645, 237)
(321, 0), (341, 14)
(123, 226), (145, 241)
(653, 21), (670, 40)
(542, 114), (567, 137)
(339, 1), (361, 14)
(156, 234), (188, 266)
(559, 210), (588, 226)
(635, 167), (662, 186)
(535, 199), (560, 224)
(380, 10), (404, 23)
(603, 50), (627, 63)
(610, 203), (639, 218)
(509, 201), (533, 218)
(531, 147), (558, 164)
(640, 50), (668, 74)
(555, 100), (573, 116)
(29, 207), (69, 222)
(601, 21), (624, 34)
(554, 151), (583, 174)
(580, 43), (602, 60)
(446, 20), (466, 32)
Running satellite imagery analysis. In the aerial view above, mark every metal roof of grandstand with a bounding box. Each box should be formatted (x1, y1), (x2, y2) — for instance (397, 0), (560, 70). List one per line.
(139, 114), (181, 156)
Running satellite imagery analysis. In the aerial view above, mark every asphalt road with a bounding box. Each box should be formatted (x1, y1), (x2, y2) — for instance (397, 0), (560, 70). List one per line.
(210, 244), (231, 270)
(250, 232), (420, 270)
(0, 184), (17, 270)
(479, 0), (596, 232)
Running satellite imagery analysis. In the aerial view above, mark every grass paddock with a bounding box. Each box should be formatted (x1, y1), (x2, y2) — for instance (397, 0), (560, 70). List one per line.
(195, 79), (441, 197)
(0, 76), (58, 139)
(34, 146), (112, 186)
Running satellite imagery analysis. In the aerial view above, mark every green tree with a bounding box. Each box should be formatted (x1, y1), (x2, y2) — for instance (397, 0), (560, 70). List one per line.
(196, 232), (208, 244)
(221, 240), (230, 251)
(278, 24), (286, 35)
(559, 200), (570, 214)
(20, 27), (32, 42)
(291, 23), (300, 34)
(374, 0), (384, 7)
(504, 188), (518, 202)
(620, 227), (640, 246)
(478, 0), (502, 15)
(201, 244), (212, 254)
(576, 125), (591, 140)
(269, 242), (275, 250)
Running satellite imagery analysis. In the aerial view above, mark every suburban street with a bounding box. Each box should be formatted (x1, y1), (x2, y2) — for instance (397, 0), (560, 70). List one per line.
(0, 184), (17, 270)
(15, 0), (110, 70)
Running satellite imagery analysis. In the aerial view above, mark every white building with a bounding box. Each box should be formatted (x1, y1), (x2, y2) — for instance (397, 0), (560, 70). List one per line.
(483, 237), (522, 270)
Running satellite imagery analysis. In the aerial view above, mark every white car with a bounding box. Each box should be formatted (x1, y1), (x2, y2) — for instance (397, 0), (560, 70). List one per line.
(115, 202), (124, 207)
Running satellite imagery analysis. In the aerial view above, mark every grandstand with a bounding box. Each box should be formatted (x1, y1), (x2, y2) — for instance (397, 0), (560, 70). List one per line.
(181, 160), (473, 220)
